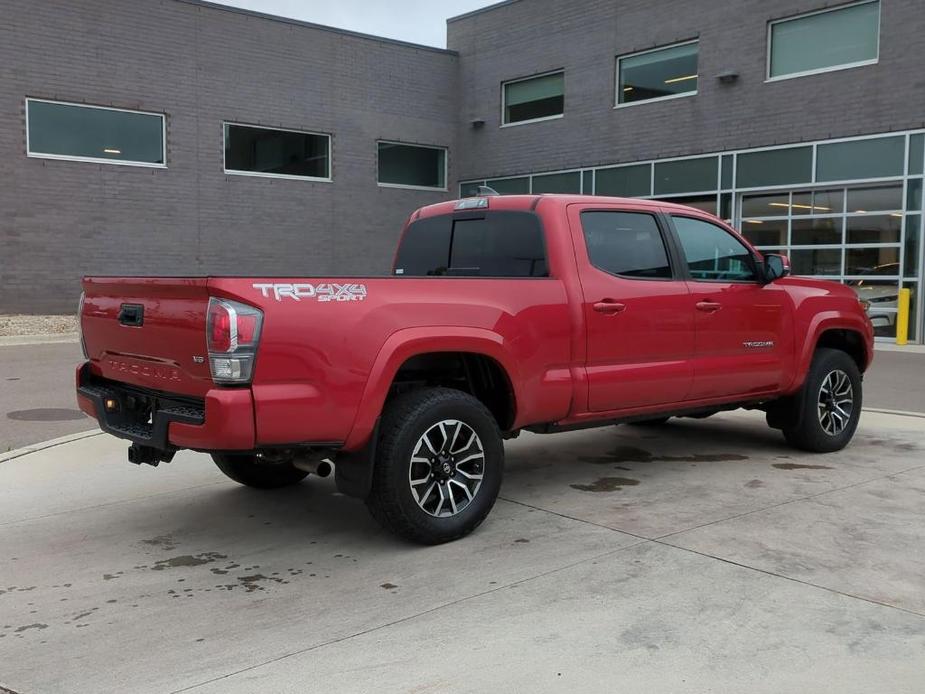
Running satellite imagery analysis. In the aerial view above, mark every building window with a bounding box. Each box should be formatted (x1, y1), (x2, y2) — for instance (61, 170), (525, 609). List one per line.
(816, 135), (904, 182)
(224, 123), (330, 180)
(768, 1), (880, 80)
(736, 147), (813, 189)
(653, 156), (716, 195)
(617, 41), (698, 106)
(532, 171), (580, 194)
(502, 71), (564, 126)
(26, 98), (165, 167)
(595, 164), (652, 197)
(377, 141), (446, 190)
(486, 177), (530, 194)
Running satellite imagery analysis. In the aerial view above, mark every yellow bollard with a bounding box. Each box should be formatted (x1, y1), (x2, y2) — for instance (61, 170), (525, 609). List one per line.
(896, 287), (911, 346)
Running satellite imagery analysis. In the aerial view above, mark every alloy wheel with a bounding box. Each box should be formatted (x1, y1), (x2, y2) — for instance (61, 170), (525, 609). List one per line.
(817, 369), (854, 436)
(408, 419), (485, 517)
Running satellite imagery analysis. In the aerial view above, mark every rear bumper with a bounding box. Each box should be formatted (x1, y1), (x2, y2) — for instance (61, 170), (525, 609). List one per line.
(76, 363), (256, 451)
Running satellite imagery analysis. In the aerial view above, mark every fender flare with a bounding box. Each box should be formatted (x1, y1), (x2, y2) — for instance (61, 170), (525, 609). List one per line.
(789, 311), (871, 393)
(341, 326), (522, 451)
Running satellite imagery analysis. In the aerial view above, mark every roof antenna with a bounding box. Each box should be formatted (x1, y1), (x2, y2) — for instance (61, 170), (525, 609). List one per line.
(477, 185), (500, 196)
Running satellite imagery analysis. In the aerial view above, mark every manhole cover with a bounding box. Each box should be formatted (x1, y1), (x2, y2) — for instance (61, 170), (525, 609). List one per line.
(7, 408), (88, 422)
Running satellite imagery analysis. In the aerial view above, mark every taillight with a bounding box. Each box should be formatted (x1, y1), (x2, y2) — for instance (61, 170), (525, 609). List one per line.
(206, 298), (263, 384)
(77, 291), (88, 359)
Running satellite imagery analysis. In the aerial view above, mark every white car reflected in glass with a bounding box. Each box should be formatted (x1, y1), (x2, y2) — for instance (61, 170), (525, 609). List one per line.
(847, 263), (900, 337)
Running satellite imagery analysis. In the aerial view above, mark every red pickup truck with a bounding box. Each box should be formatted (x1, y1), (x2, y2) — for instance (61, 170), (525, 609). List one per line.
(77, 194), (873, 544)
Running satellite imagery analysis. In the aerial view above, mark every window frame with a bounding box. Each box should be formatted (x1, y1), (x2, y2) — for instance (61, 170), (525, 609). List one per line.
(376, 139), (448, 191)
(765, 0), (881, 83)
(222, 121), (332, 183)
(25, 97), (167, 169)
(579, 207), (678, 282)
(668, 213), (763, 284)
(500, 69), (566, 128)
(614, 39), (700, 109)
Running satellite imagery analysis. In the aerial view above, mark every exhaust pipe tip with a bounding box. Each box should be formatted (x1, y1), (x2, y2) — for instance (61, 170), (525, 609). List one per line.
(291, 455), (334, 477)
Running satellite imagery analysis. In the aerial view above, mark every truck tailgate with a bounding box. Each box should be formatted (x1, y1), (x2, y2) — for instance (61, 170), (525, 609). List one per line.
(81, 277), (213, 397)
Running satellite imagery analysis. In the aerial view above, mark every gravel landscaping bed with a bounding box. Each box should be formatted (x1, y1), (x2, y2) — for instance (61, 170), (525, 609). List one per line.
(0, 315), (78, 337)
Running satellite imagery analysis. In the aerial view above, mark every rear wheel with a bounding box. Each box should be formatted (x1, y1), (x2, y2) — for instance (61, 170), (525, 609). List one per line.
(211, 453), (309, 489)
(780, 348), (862, 453)
(366, 387), (503, 545)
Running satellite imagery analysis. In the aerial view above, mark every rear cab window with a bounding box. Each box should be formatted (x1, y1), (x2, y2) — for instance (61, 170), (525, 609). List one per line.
(580, 211), (673, 279)
(393, 211), (548, 277)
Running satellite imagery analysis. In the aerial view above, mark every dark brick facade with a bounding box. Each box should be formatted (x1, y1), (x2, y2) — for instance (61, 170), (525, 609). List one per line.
(2, 0), (920, 312)
(448, 0), (924, 181)
(0, 0), (458, 313)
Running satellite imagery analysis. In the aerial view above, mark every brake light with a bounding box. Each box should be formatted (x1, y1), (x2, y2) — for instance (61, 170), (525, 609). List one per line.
(77, 291), (88, 359)
(206, 298), (263, 384)
(209, 307), (232, 352)
(236, 314), (259, 344)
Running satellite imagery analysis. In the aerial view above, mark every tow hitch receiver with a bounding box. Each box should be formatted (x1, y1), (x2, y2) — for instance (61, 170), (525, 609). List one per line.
(128, 443), (175, 467)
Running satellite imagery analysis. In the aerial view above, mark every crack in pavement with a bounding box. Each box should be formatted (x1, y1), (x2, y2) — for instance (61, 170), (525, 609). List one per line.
(169, 513), (647, 692)
(653, 462), (925, 542)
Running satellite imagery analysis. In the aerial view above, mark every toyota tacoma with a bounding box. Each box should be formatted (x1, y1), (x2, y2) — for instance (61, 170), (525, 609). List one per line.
(77, 194), (874, 544)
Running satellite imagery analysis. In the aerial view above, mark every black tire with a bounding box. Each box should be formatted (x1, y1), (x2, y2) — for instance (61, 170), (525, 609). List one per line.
(781, 348), (862, 453)
(628, 417), (671, 426)
(366, 387), (504, 545)
(211, 453), (309, 489)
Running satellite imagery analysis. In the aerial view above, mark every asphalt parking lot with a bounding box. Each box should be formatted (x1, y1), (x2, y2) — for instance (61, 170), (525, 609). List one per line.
(2, 404), (924, 693)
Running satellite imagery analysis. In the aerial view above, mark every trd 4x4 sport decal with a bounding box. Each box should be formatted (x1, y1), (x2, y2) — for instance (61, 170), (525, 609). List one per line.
(252, 283), (367, 302)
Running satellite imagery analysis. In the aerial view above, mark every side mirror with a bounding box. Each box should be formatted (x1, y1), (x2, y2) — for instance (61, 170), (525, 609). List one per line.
(762, 253), (790, 283)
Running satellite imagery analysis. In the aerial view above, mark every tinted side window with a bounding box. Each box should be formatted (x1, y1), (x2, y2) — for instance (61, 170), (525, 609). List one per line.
(580, 211), (672, 279)
(672, 216), (757, 281)
(393, 216), (452, 276)
(393, 212), (548, 277)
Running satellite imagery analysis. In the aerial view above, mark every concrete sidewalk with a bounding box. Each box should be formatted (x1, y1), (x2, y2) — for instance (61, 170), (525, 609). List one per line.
(1, 410), (923, 693)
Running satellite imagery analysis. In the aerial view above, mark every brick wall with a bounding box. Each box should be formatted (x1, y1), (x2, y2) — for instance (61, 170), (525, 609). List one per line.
(3, 0), (922, 313)
(448, 0), (925, 181)
(0, 0), (458, 313)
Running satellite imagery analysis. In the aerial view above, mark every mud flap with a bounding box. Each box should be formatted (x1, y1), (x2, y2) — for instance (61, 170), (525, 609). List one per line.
(765, 393), (803, 431)
(334, 418), (379, 499)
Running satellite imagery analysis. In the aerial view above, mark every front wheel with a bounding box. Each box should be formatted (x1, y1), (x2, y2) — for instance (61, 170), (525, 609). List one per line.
(211, 453), (309, 489)
(366, 387), (504, 545)
(781, 348), (862, 453)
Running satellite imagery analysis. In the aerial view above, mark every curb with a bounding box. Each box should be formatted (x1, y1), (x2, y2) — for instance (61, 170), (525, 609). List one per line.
(864, 407), (925, 419)
(0, 333), (79, 347)
(1, 407), (922, 465)
(874, 343), (925, 354)
(0, 429), (103, 464)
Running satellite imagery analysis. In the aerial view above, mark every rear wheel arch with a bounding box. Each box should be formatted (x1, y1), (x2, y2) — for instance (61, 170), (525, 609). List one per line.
(342, 329), (522, 451)
(388, 351), (517, 431)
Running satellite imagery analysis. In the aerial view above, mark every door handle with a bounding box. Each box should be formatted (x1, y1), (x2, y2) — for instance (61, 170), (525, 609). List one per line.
(593, 300), (626, 315)
(695, 301), (722, 313)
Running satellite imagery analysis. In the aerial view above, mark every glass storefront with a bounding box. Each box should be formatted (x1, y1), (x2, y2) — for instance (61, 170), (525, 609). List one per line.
(461, 130), (925, 342)
(741, 183), (909, 338)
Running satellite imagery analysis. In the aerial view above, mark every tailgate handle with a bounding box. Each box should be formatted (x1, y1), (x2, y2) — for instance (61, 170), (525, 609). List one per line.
(118, 303), (144, 327)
